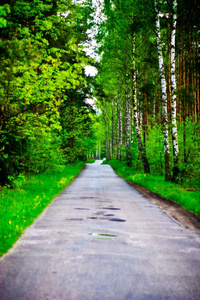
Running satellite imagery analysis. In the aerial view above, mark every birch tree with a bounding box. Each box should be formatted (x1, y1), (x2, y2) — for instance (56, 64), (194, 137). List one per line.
(125, 77), (132, 166)
(132, 38), (150, 174)
(155, 0), (171, 181)
(170, 0), (179, 181)
(116, 95), (121, 160)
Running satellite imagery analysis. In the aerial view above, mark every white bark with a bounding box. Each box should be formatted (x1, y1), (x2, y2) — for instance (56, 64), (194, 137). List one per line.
(125, 80), (132, 165)
(155, 0), (171, 180)
(119, 104), (123, 158)
(125, 92), (131, 150)
(132, 37), (150, 174)
(117, 96), (122, 160)
(103, 105), (111, 161)
(153, 95), (156, 122)
(171, 0), (179, 178)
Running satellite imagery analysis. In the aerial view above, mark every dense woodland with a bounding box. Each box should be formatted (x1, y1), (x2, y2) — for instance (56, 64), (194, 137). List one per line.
(0, 0), (200, 189)
(0, 0), (98, 187)
(94, 0), (200, 188)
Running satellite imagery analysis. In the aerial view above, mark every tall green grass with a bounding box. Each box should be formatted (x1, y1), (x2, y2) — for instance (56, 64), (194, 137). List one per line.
(0, 162), (85, 257)
(106, 160), (200, 217)
(86, 159), (96, 164)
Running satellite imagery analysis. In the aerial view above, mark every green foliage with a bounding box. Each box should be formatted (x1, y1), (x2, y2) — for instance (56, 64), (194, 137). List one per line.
(95, 0), (200, 186)
(129, 173), (200, 215)
(0, 0), (96, 185)
(104, 159), (137, 178)
(178, 119), (200, 188)
(135, 120), (199, 188)
(0, 4), (10, 28)
(145, 123), (165, 176)
(87, 159), (96, 163)
(26, 131), (65, 173)
(131, 125), (141, 169)
(60, 93), (97, 162)
(0, 161), (85, 257)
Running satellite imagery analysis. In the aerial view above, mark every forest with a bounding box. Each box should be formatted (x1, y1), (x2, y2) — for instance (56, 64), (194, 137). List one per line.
(0, 0), (199, 189)
(95, 0), (200, 189)
(0, 0), (98, 188)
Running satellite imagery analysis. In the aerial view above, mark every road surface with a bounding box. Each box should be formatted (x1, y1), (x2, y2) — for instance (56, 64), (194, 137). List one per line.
(0, 160), (200, 300)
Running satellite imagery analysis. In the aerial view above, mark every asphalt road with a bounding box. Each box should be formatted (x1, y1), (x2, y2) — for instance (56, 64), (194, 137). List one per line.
(0, 160), (200, 300)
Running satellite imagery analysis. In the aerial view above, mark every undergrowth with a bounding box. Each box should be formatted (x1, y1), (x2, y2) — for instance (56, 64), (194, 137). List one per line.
(86, 159), (96, 164)
(0, 162), (85, 257)
(105, 160), (200, 217)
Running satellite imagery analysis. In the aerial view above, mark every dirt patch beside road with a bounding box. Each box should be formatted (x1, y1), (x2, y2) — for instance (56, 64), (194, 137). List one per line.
(127, 181), (200, 232)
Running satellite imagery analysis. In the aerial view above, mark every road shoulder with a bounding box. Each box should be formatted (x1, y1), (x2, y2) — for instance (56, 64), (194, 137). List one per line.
(127, 180), (200, 232)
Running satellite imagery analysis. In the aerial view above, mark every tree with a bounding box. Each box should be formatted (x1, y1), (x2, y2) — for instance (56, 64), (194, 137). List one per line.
(0, 0), (96, 186)
(132, 36), (150, 173)
(95, 0), (151, 172)
(154, 0), (171, 181)
(92, 0), (199, 187)
(170, 0), (179, 182)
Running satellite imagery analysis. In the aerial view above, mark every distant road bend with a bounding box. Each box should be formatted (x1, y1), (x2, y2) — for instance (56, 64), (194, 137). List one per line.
(0, 160), (200, 300)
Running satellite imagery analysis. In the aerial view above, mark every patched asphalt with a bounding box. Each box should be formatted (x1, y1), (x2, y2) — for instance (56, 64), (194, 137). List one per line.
(0, 160), (200, 300)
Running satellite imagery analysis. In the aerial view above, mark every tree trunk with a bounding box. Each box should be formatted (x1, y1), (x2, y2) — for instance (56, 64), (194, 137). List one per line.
(111, 101), (115, 159)
(103, 106), (111, 161)
(167, 13), (172, 123)
(119, 103), (123, 160)
(125, 78), (132, 167)
(155, 1), (171, 181)
(143, 68), (148, 147)
(117, 95), (122, 160)
(132, 37), (150, 174)
(196, 36), (200, 121)
(171, 0), (179, 182)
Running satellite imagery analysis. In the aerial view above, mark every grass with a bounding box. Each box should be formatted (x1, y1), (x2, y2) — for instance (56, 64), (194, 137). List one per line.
(86, 159), (96, 164)
(0, 161), (85, 257)
(105, 160), (200, 217)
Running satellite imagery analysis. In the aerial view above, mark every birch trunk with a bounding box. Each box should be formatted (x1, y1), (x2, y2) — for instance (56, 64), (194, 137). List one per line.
(111, 101), (116, 159)
(103, 106), (111, 161)
(155, 1), (171, 181)
(125, 79), (132, 166)
(117, 96), (121, 160)
(143, 70), (148, 147)
(132, 37), (150, 174)
(171, 0), (179, 182)
(119, 104), (123, 160)
(167, 15), (172, 122)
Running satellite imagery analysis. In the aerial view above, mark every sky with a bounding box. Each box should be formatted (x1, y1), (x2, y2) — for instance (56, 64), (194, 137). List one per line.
(83, 0), (104, 76)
